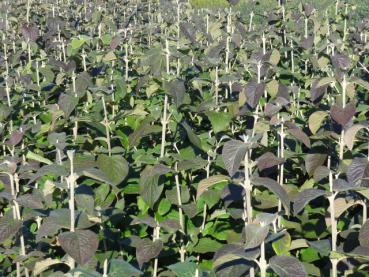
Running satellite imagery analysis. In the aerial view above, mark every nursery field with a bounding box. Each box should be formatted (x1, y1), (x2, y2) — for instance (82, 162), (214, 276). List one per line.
(1, 0), (369, 276)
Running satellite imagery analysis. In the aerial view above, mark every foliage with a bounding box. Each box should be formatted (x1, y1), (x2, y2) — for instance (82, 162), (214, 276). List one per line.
(1, 0), (369, 276)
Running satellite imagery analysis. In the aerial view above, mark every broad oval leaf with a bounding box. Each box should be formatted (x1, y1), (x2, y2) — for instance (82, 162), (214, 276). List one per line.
(164, 79), (186, 108)
(206, 111), (232, 134)
(330, 102), (356, 126)
(136, 239), (163, 268)
(287, 128), (311, 148)
(245, 81), (265, 109)
(272, 232), (291, 256)
(213, 244), (260, 269)
(347, 158), (369, 187)
(5, 131), (23, 146)
(58, 94), (79, 119)
(17, 193), (44, 209)
(197, 175), (230, 199)
(58, 230), (99, 265)
(168, 261), (197, 277)
(21, 23), (39, 41)
(344, 123), (369, 151)
(108, 259), (142, 277)
(245, 224), (269, 249)
(139, 164), (172, 208)
(252, 177), (290, 214)
(331, 53), (350, 71)
(256, 152), (285, 171)
(97, 155), (129, 186)
(269, 255), (307, 277)
(222, 139), (248, 177)
(333, 178), (359, 191)
(0, 217), (22, 244)
(293, 189), (327, 215)
(305, 154), (327, 176)
(181, 121), (202, 150)
(359, 220), (369, 247)
(308, 111), (327, 134)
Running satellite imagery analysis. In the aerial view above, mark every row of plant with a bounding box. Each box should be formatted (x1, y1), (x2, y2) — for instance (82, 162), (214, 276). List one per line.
(1, 0), (369, 276)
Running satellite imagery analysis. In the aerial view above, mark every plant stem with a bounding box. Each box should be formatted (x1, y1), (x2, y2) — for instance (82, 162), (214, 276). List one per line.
(153, 38), (171, 277)
(244, 150), (252, 224)
(125, 43), (129, 80)
(248, 11), (254, 32)
(343, 3), (348, 41)
(243, 138), (255, 277)
(339, 75), (346, 160)
(278, 122), (284, 228)
(9, 172), (29, 277)
(67, 151), (76, 270)
(102, 97), (111, 156)
(257, 61), (261, 84)
(160, 95), (168, 159)
(174, 162), (185, 262)
(259, 239), (267, 277)
(195, 156), (211, 277)
(215, 66), (219, 105)
(82, 49), (87, 71)
(290, 40), (294, 73)
(328, 156), (338, 277)
(26, 0), (31, 23)
(225, 36), (230, 73)
(27, 41), (31, 63)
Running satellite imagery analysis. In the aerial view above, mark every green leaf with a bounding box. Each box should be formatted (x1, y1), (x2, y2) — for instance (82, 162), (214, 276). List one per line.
(103, 51), (117, 62)
(300, 248), (320, 263)
(26, 151), (53, 165)
(181, 121), (202, 150)
(75, 185), (95, 214)
(164, 79), (186, 107)
(128, 117), (155, 148)
(213, 244), (260, 269)
(352, 77), (369, 91)
(168, 261), (197, 277)
(272, 232), (291, 255)
(139, 164), (172, 208)
(308, 111), (327, 134)
(192, 237), (223, 254)
(316, 77), (335, 88)
(97, 155), (129, 186)
(308, 239), (331, 256)
(206, 111), (232, 133)
(293, 189), (326, 215)
(244, 224), (269, 249)
(157, 198), (171, 215)
(196, 175), (230, 199)
(252, 177), (290, 214)
(344, 123), (369, 151)
(70, 38), (86, 50)
(58, 94), (79, 119)
(69, 268), (102, 277)
(108, 259), (142, 277)
(33, 258), (64, 276)
(269, 49), (280, 65)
